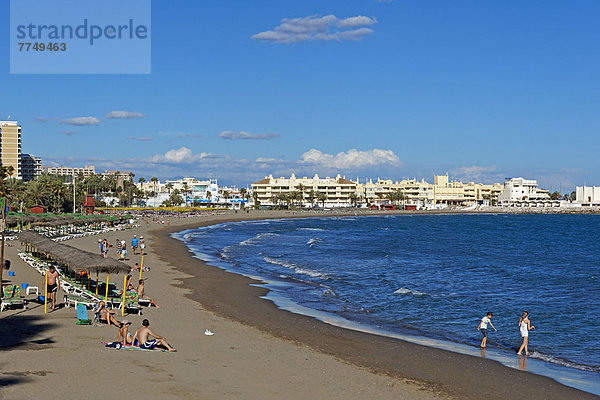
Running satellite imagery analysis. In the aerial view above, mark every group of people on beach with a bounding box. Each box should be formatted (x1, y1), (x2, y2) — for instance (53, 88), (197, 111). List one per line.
(103, 316), (176, 352)
(98, 235), (146, 261)
(477, 311), (535, 355)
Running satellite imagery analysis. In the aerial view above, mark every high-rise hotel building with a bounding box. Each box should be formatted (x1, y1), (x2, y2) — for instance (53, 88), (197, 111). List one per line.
(0, 120), (22, 179)
(0, 119), (42, 181)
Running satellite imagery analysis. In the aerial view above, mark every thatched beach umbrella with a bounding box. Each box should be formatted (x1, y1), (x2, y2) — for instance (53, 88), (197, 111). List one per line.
(19, 231), (131, 311)
(18, 231), (129, 274)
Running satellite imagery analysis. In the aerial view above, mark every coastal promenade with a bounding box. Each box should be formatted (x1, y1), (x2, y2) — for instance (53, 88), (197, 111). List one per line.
(1, 210), (597, 399)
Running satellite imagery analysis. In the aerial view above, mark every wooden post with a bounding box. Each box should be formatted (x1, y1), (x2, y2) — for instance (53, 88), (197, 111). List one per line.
(121, 275), (126, 316)
(104, 273), (110, 302)
(44, 273), (48, 314)
(95, 272), (99, 296)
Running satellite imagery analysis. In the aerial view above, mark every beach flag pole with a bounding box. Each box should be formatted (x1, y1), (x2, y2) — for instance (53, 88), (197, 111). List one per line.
(44, 273), (48, 314)
(104, 273), (110, 302)
(95, 272), (99, 296)
(139, 255), (144, 281)
(121, 275), (126, 316)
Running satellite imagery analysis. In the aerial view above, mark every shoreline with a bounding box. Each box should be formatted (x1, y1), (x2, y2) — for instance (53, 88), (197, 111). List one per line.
(151, 210), (598, 400)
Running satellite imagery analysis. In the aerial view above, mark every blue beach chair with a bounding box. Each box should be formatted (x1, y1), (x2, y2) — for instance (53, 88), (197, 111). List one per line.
(76, 304), (92, 325)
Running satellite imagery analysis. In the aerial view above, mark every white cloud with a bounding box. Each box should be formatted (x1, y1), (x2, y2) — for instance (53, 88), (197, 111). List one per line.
(300, 148), (401, 169)
(338, 16), (377, 28)
(105, 111), (145, 119)
(35, 117), (58, 122)
(252, 15), (376, 44)
(149, 147), (213, 164)
(59, 116), (100, 126)
(218, 130), (279, 140)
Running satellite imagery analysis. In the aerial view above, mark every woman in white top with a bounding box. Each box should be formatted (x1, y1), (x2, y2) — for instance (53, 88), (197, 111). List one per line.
(517, 311), (535, 355)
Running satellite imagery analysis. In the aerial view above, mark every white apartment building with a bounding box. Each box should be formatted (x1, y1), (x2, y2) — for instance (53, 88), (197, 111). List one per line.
(497, 177), (551, 206)
(576, 186), (600, 206)
(136, 177), (221, 207)
(21, 153), (42, 181)
(252, 174), (357, 207)
(44, 165), (96, 177)
(359, 174), (503, 208)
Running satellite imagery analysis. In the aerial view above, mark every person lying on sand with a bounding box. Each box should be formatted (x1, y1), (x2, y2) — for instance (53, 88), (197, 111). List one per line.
(133, 319), (176, 352)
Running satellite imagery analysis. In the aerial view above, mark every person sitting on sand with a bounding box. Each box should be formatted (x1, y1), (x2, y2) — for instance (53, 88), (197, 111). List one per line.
(95, 301), (121, 327)
(133, 319), (176, 352)
(477, 312), (496, 348)
(116, 320), (133, 345)
(137, 279), (160, 308)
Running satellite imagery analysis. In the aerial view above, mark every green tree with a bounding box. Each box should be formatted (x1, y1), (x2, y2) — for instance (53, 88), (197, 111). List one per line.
(317, 191), (327, 208)
(307, 190), (316, 208)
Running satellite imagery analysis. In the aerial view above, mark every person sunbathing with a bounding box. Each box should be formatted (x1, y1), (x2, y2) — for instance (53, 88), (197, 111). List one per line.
(137, 279), (160, 308)
(116, 320), (133, 345)
(95, 301), (121, 327)
(133, 319), (176, 352)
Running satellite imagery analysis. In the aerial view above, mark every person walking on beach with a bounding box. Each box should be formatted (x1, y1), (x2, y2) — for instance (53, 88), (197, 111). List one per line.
(133, 319), (176, 352)
(131, 235), (138, 255)
(139, 236), (145, 256)
(44, 265), (60, 311)
(101, 239), (109, 259)
(517, 311), (535, 355)
(477, 312), (496, 348)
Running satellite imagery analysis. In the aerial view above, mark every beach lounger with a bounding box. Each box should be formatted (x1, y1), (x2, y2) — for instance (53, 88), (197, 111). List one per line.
(1, 285), (26, 312)
(64, 294), (97, 309)
(76, 304), (92, 325)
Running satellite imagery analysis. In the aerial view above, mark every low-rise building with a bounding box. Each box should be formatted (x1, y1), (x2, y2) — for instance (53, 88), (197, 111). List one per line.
(576, 186), (600, 206)
(497, 177), (553, 207)
(44, 165), (96, 177)
(252, 174), (358, 208)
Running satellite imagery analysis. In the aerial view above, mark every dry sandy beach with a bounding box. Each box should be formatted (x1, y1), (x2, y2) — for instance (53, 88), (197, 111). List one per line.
(1, 210), (597, 400)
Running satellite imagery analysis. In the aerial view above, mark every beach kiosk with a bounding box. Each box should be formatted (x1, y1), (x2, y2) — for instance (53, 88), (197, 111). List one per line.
(83, 195), (95, 215)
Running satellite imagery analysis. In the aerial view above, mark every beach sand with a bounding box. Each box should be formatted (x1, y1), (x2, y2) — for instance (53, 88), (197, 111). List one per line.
(1, 210), (596, 400)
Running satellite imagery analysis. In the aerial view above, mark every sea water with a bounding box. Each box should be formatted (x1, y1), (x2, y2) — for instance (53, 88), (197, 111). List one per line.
(174, 214), (600, 394)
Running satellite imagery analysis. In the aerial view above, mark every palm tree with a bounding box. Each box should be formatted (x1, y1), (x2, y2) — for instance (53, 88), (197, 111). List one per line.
(288, 190), (301, 208)
(376, 192), (385, 204)
(239, 188), (247, 209)
(317, 192), (327, 208)
(349, 193), (358, 207)
(252, 191), (259, 208)
(182, 182), (190, 206)
(165, 183), (173, 194)
(0, 164), (15, 196)
(151, 177), (158, 194)
(296, 183), (306, 208)
(307, 190), (316, 208)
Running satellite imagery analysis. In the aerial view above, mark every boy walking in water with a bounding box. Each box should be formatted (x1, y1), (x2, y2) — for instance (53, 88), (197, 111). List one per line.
(477, 312), (496, 348)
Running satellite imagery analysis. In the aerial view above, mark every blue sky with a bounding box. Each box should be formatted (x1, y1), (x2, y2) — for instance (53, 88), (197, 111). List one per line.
(1, 0), (599, 190)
